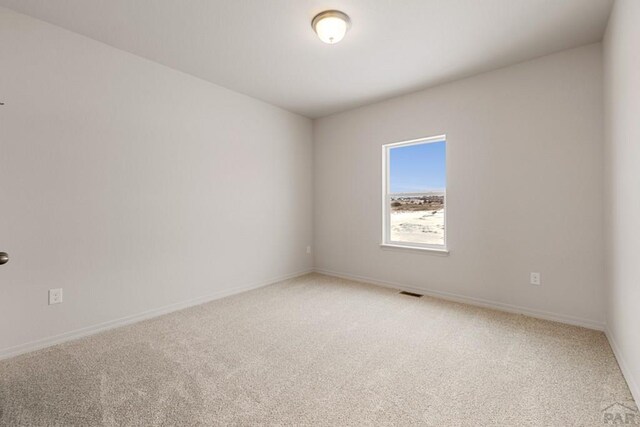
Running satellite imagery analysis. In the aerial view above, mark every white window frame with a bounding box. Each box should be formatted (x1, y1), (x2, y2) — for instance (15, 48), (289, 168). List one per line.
(381, 135), (448, 253)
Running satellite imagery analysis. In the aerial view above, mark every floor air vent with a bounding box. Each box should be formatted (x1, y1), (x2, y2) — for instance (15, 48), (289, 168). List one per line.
(398, 291), (423, 298)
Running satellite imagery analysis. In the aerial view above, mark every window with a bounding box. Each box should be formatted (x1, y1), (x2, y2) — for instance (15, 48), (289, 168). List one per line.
(382, 135), (447, 251)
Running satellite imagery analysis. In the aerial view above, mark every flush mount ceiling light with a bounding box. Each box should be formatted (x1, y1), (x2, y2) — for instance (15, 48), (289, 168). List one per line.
(312, 10), (351, 44)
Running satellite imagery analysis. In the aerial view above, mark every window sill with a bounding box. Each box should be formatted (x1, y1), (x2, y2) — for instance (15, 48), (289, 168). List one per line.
(380, 243), (450, 256)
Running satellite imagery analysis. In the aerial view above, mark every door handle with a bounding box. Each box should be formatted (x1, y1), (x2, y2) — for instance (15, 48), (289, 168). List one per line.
(0, 252), (8, 265)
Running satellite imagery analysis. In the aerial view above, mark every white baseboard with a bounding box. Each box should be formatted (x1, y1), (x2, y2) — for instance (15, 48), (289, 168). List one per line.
(605, 327), (640, 404)
(314, 268), (606, 331)
(0, 269), (313, 361)
(5, 266), (636, 404)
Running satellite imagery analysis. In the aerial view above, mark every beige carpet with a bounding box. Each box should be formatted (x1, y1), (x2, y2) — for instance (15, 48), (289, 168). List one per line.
(0, 273), (635, 426)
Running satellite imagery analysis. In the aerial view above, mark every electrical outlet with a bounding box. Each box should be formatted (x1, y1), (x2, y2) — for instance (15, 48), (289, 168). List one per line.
(530, 272), (541, 286)
(306, 246), (311, 254)
(49, 288), (63, 305)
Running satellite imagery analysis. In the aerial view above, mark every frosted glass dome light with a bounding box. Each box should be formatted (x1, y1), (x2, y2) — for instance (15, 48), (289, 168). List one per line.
(312, 10), (351, 44)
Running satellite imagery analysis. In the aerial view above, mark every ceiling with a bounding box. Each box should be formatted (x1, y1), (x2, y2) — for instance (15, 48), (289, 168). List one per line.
(0, 0), (613, 118)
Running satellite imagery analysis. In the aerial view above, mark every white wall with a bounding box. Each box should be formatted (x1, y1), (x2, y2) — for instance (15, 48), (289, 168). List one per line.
(0, 7), (313, 355)
(314, 44), (605, 328)
(0, 4), (619, 371)
(603, 0), (640, 402)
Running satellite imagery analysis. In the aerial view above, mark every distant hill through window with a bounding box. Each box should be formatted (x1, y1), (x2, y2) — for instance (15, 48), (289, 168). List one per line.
(384, 137), (446, 249)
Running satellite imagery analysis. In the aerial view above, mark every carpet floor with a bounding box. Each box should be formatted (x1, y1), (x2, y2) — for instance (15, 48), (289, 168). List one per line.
(0, 273), (635, 426)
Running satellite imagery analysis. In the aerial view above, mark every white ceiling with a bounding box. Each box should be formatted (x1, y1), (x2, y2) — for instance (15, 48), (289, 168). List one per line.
(0, 0), (613, 118)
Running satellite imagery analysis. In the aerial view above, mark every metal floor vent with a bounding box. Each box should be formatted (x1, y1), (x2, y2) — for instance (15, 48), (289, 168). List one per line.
(398, 291), (423, 298)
